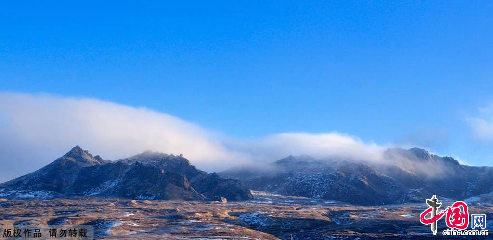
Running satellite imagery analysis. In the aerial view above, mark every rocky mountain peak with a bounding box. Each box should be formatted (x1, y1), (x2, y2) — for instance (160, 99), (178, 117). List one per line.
(64, 145), (85, 156)
(128, 151), (189, 163)
(408, 147), (433, 160)
(407, 148), (460, 166)
(0, 147), (252, 201)
(59, 146), (104, 166)
(121, 151), (200, 177)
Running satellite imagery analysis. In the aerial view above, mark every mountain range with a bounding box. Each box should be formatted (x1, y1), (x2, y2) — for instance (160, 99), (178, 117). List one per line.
(2, 146), (492, 206)
(221, 148), (493, 205)
(0, 146), (253, 201)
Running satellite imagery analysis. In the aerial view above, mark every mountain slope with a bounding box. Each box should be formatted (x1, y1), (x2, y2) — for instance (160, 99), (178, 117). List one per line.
(120, 151), (253, 200)
(0, 146), (252, 201)
(221, 148), (493, 205)
(1, 146), (106, 193)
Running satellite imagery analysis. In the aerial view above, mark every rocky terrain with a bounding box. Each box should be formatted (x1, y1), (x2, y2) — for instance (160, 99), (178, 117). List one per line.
(0, 146), (252, 201)
(222, 148), (493, 205)
(3, 146), (493, 207)
(1, 146), (492, 239)
(0, 192), (490, 239)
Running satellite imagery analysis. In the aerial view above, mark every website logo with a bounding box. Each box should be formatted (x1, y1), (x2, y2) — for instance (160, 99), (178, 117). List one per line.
(419, 195), (488, 236)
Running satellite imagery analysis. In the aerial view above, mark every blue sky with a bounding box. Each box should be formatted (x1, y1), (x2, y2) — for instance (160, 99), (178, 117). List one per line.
(1, 1), (493, 166)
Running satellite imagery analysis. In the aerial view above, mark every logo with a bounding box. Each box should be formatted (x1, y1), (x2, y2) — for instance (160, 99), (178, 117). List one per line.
(419, 195), (488, 236)
(472, 214), (487, 230)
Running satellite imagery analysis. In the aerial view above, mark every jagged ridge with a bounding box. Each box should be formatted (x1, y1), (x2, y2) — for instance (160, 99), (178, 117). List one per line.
(0, 146), (252, 201)
(221, 148), (493, 205)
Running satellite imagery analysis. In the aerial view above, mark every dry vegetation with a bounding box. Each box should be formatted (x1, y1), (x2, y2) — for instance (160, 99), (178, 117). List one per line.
(0, 192), (491, 239)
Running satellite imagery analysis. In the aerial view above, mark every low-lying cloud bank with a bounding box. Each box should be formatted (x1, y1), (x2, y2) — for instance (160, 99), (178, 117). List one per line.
(0, 92), (399, 182)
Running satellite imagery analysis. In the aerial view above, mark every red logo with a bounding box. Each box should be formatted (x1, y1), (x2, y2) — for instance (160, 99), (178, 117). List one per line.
(420, 201), (469, 229)
(419, 195), (469, 235)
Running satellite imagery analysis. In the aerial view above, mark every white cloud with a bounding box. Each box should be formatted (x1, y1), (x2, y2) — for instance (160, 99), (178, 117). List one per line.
(0, 92), (389, 182)
(230, 132), (385, 163)
(467, 105), (493, 140)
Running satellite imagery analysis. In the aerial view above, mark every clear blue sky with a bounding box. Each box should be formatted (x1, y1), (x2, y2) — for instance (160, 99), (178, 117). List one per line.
(1, 1), (493, 165)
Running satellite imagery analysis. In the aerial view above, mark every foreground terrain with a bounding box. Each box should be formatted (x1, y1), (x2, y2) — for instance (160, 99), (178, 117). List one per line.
(1, 191), (491, 239)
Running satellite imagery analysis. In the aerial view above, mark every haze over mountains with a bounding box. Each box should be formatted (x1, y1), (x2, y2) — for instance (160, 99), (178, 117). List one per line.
(221, 148), (493, 205)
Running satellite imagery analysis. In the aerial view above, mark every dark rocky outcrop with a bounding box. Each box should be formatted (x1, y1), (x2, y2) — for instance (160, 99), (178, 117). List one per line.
(0, 146), (107, 193)
(120, 151), (253, 201)
(0, 146), (252, 201)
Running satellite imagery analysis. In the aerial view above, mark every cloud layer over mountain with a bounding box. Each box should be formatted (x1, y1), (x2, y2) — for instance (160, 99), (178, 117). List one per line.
(0, 92), (393, 182)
